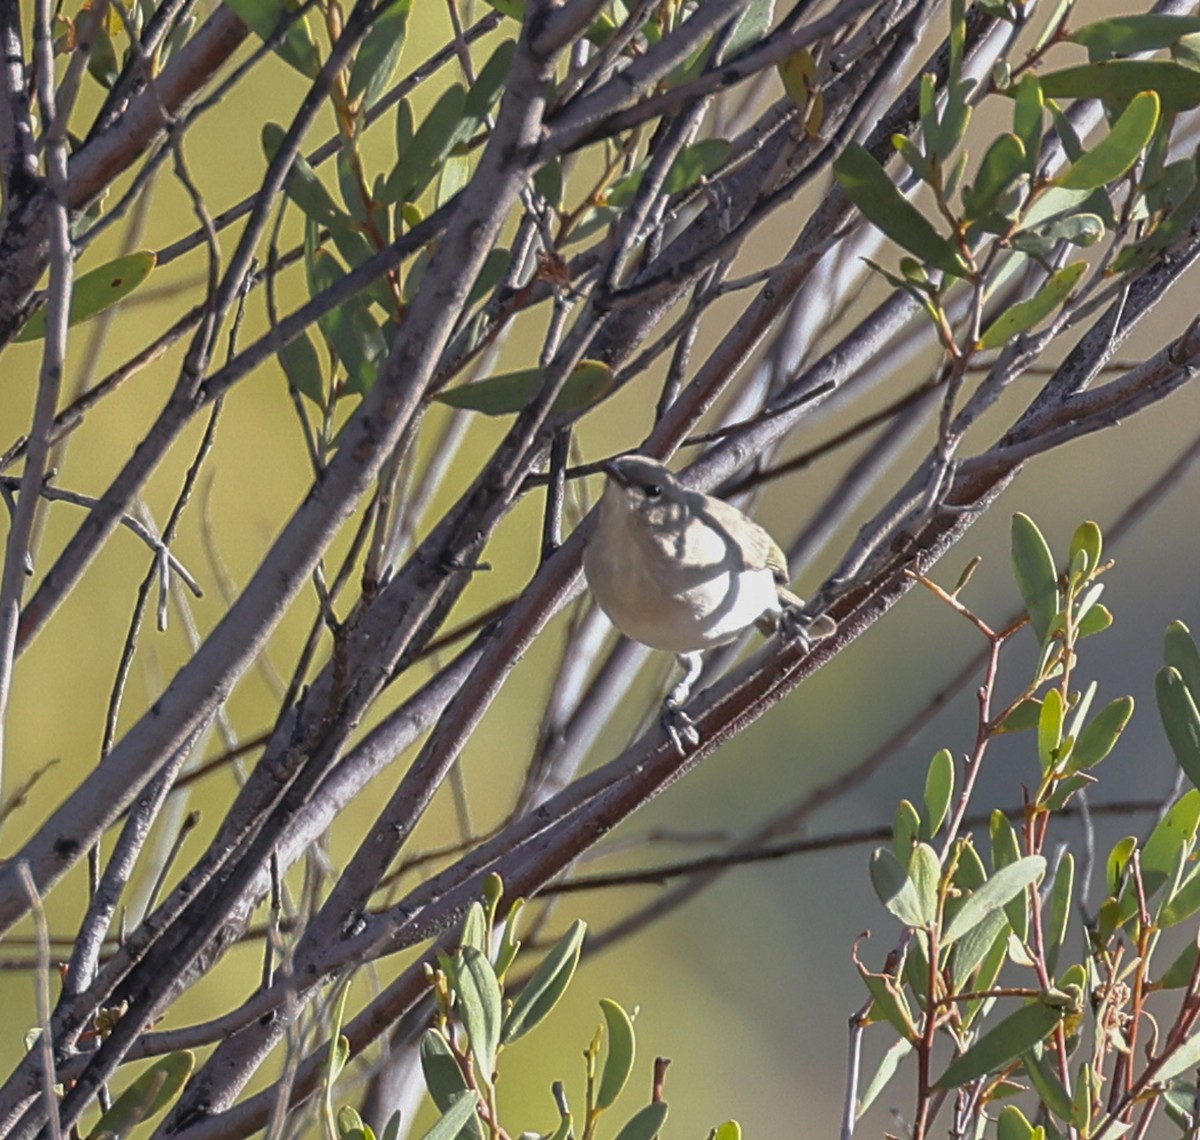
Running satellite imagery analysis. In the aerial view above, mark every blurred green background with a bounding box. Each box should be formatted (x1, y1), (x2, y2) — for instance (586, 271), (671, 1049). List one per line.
(4, 2), (1200, 1137)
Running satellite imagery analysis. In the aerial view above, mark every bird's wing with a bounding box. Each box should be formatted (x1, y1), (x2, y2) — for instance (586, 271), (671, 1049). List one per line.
(697, 494), (791, 584)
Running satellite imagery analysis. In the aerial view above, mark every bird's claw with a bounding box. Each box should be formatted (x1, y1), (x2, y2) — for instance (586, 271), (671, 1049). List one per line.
(779, 605), (837, 652)
(661, 700), (700, 756)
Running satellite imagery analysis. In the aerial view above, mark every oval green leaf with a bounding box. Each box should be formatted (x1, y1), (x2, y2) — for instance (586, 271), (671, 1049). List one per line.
(1038, 688), (1065, 774)
(1040, 61), (1200, 114)
(1166, 621), (1200, 700)
(935, 1001), (1064, 1088)
(262, 123), (343, 227)
(1157, 668), (1200, 789)
(435, 360), (614, 417)
(1011, 513), (1058, 644)
(418, 1030), (486, 1140)
(893, 799), (921, 865)
(1055, 91), (1160, 191)
(16, 251), (157, 343)
(418, 1092), (481, 1140)
(347, 0), (413, 107)
(457, 947), (503, 1084)
(921, 749), (954, 841)
(944, 856), (1046, 946)
(596, 999), (636, 1111)
(501, 919), (586, 1043)
(1070, 15), (1200, 60)
(1066, 696), (1133, 774)
(612, 1102), (668, 1140)
(962, 133), (1026, 219)
(979, 262), (1087, 350)
(834, 143), (971, 278)
(86, 1052), (194, 1139)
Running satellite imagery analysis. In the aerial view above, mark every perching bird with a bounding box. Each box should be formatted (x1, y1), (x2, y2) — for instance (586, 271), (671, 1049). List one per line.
(583, 455), (836, 752)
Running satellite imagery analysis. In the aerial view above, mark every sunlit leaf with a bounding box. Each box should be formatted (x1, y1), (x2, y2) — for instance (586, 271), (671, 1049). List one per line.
(834, 144), (971, 278)
(435, 360), (613, 417)
(935, 1002), (1064, 1088)
(16, 251), (157, 343)
(1054, 91), (1160, 190)
(979, 263), (1087, 350)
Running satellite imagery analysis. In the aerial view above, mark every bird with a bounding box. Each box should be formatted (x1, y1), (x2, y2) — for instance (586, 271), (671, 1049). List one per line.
(583, 455), (836, 753)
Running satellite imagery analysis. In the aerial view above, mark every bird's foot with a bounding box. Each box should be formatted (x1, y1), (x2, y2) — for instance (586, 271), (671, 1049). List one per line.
(779, 605), (838, 652)
(660, 698), (700, 756)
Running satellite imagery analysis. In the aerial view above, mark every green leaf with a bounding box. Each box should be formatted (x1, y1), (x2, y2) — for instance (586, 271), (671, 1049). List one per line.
(16, 251), (157, 343)
(856, 1038), (914, 1118)
(1013, 74), (1044, 173)
(910, 843), (940, 927)
(388, 83), (469, 203)
(1153, 1024), (1200, 1085)
(279, 329), (325, 406)
(501, 919), (586, 1043)
(962, 133), (1026, 220)
(435, 360), (614, 416)
(1023, 1045), (1073, 1122)
(870, 846), (931, 928)
(858, 963), (918, 1041)
(1166, 621), (1200, 701)
(979, 262), (1086, 350)
(1158, 668), (1200, 789)
(1078, 603), (1113, 638)
(613, 1102), (668, 1140)
(1012, 213), (1105, 262)
(1037, 687), (1064, 774)
(464, 39), (515, 122)
(893, 799), (921, 865)
(347, 0), (413, 107)
(834, 143), (971, 278)
(596, 999), (636, 1110)
(1106, 835), (1137, 895)
(724, 0), (773, 58)
(1054, 91), (1160, 191)
(708, 1124), (742, 1140)
(1141, 789), (1200, 898)
(338, 1106), (372, 1140)
(1040, 61), (1200, 114)
(419, 1031), (486, 1140)
(457, 947), (502, 1085)
(997, 698), (1042, 734)
(1160, 865), (1200, 927)
(1070, 15), (1200, 60)
(935, 1001), (1064, 1088)
(1066, 697), (1133, 774)
(1011, 513), (1058, 644)
(1044, 853), (1073, 976)
(307, 244), (388, 394)
(997, 1105), (1037, 1140)
(944, 857), (1045, 945)
(262, 123), (343, 226)
(86, 1052), (194, 1139)
(224, 0), (321, 76)
(990, 811), (1027, 940)
(664, 139), (730, 194)
(1069, 521), (1103, 577)
(1157, 936), (1200, 987)
(86, 19), (118, 88)
(418, 1093), (482, 1140)
(460, 901), (488, 954)
(921, 749), (954, 841)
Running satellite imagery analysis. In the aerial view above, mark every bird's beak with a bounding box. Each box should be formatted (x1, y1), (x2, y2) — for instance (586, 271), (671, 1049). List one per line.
(602, 458), (631, 487)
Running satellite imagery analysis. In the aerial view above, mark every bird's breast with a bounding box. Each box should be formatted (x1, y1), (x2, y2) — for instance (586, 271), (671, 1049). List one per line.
(584, 501), (780, 653)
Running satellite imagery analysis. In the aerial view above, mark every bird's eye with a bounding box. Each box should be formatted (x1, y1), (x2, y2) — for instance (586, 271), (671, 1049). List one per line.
(644, 483), (662, 499)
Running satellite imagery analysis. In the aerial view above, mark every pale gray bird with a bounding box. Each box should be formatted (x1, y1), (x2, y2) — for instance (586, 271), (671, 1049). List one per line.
(583, 455), (836, 752)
